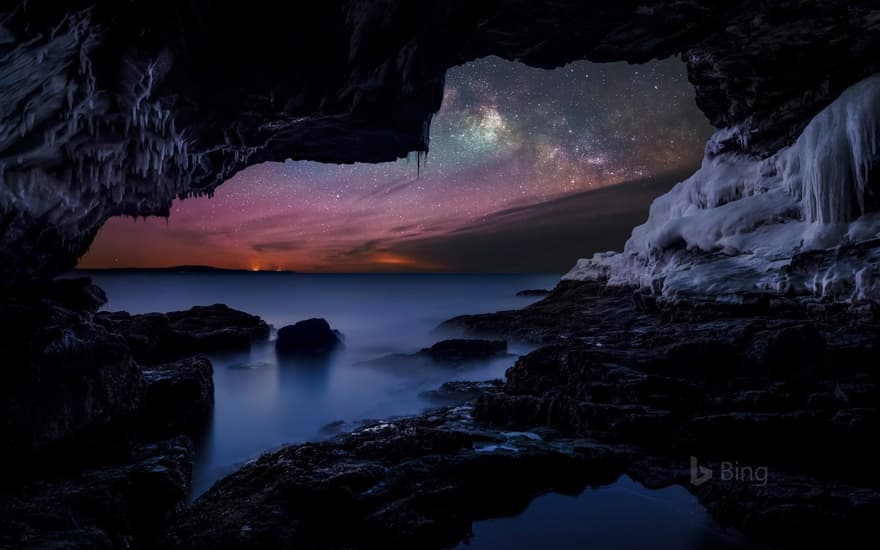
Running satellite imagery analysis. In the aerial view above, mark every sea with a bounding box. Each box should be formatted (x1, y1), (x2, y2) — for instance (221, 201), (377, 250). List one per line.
(88, 271), (749, 549)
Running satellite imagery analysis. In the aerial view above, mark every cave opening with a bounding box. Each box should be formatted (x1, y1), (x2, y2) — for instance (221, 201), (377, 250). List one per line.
(78, 56), (712, 274)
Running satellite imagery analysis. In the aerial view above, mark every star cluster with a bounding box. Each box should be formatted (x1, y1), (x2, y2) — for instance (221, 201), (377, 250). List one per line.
(81, 57), (713, 272)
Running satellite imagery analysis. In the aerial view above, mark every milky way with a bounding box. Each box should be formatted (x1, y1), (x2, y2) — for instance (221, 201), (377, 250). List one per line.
(81, 57), (713, 272)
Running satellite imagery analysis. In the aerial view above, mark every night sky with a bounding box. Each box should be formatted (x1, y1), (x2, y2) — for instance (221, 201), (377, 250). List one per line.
(80, 57), (713, 272)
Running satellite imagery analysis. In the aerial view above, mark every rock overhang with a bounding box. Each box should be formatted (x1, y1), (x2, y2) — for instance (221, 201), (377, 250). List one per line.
(1, 0), (879, 286)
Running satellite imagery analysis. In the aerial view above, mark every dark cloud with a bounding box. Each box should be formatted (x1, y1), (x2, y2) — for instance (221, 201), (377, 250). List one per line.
(251, 240), (303, 253)
(389, 169), (693, 273)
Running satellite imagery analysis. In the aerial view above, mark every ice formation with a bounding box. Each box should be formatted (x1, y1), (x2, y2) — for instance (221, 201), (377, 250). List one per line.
(565, 73), (880, 303)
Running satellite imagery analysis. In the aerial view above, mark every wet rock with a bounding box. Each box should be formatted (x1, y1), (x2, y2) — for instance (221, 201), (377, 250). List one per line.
(166, 403), (879, 549)
(140, 356), (214, 438)
(0, 437), (194, 548)
(423, 339), (508, 363)
(97, 304), (270, 364)
(0, 302), (144, 462)
(458, 283), (880, 481)
(166, 408), (621, 549)
(419, 379), (504, 406)
(362, 339), (509, 371)
(15, 277), (109, 312)
(516, 289), (551, 297)
(275, 318), (344, 355)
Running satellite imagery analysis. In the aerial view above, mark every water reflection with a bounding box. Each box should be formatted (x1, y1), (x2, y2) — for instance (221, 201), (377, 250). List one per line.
(462, 475), (751, 550)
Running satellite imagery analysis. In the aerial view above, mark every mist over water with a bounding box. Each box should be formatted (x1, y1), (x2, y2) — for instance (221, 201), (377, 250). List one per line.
(90, 272), (559, 495)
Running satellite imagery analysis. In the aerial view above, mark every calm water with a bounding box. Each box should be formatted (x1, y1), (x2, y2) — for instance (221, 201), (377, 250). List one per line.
(90, 272), (749, 549)
(462, 475), (749, 549)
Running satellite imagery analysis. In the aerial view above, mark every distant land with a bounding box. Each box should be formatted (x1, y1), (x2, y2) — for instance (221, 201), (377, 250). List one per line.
(75, 265), (297, 274)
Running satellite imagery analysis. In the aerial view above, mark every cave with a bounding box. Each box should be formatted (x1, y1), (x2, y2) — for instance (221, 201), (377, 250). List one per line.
(2, 1), (880, 548)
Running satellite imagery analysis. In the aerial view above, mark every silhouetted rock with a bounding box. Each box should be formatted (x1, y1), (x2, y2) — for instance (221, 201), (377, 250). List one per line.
(0, 301), (144, 462)
(275, 318), (344, 355)
(165, 404), (880, 549)
(516, 289), (552, 297)
(362, 339), (509, 370)
(165, 408), (621, 548)
(97, 304), (270, 364)
(140, 356), (214, 438)
(419, 379), (504, 406)
(423, 339), (508, 363)
(1, 437), (194, 548)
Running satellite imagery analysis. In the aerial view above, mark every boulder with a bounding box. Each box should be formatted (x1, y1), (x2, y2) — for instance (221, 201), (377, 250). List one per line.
(275, 318), (344, 355)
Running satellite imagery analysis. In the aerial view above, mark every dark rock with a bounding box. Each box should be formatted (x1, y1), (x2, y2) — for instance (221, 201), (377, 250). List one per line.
(97, 304), (270, 364)
(516, 289), (552, 297)
(10, 277), (110, 312)
(455, 282), (880, 481)
(0, 437), (194, 548)
(419, 379), (504, 406)
(165, 408), (621, 549)
(0, 302), (145, 462)
(423, 339), (508, 363)
(165, 405), (879, 549)
(362, 339), (509, 370)
(275, 318), (344, 355)
(140, 356), (214, 438)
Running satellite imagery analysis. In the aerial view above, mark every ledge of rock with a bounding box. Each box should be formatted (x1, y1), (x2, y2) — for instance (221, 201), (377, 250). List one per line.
(362, 339), (508, 370)
(0, 437), (194, 548)
(97, 304), (269, 364)
(419, 379), (505, 406)
(165, 405), (878, 549)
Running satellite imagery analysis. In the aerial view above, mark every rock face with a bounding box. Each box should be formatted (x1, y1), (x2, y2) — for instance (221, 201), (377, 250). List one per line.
(275, 318), (344, 355)
(1, 1), (879, 286)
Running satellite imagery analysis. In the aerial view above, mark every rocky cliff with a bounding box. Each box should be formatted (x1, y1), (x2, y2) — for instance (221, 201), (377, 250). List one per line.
(2, 1), (880, 288)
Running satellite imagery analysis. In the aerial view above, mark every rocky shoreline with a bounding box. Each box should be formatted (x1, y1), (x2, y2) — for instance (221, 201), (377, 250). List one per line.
(0, 278), (270, 547)
(2, 278), (878, 548)
(171, 281), (879, 548)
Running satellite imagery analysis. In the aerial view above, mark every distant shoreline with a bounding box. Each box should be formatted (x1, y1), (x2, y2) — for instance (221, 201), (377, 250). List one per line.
(73, 266), (560, 276)
(74, 265), (296, 274)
